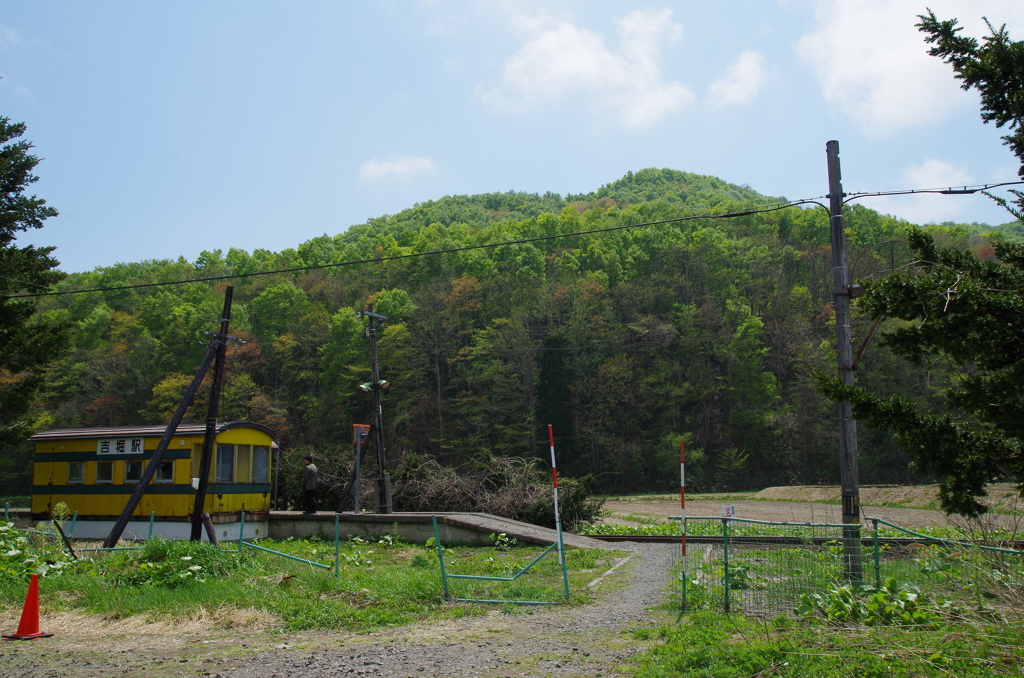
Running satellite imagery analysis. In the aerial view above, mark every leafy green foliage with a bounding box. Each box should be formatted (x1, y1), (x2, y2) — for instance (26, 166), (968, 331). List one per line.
(0, 521), (78, 583)
(0, 117), (70, 491)
(918, 10), (1024, 219)
(103, 538), (255, 588)
(21, 165), (1017, 502)
(487, 532), (518, 551)
(633, 611), (1024, 677)
(820, 229), (1024, 516)
(0, 524), (612, 631)
(811, 13), (1024, 515)
(582, 523), (680, 537)
(796, 578), (943, 626)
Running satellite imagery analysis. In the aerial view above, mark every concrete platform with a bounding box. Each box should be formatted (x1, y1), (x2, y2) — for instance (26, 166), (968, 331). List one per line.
(5, 507), (614, 549)
(268, 511), (613, 549)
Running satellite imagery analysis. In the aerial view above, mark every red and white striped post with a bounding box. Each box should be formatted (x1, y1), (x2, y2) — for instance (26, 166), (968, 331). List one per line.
(547, 426), (570, 598)
(680, 440), (686, 558)
(548, 425), (566, 571)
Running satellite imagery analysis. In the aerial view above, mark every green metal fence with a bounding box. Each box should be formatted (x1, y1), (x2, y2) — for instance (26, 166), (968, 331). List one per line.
(432, 515), (570, 605)
(12, 511), (344, 573)
(682, 516), (1024, 616)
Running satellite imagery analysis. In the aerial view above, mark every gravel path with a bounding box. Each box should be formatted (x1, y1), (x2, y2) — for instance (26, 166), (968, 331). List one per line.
(3, 543), (677, 678)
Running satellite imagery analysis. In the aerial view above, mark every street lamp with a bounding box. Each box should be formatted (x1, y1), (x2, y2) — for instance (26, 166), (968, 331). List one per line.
(357, 307), (392, 514)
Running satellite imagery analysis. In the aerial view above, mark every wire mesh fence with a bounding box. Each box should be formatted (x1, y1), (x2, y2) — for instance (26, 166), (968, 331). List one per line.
(681, 516), (1024, 618)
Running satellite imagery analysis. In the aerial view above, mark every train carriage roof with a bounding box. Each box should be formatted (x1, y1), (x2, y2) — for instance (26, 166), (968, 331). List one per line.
(29, 421), (277, 442)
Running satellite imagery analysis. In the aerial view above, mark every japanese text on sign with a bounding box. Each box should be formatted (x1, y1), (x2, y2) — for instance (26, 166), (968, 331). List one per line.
(97, 438), (144, 455)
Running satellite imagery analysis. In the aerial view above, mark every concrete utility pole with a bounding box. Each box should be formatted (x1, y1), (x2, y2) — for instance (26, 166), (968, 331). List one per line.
(359, 306), (392, 514)
(826, 140), (863, 582)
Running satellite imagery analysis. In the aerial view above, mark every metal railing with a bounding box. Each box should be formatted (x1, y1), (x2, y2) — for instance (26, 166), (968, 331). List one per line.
(681, 516), (1024, 615)
(432, 514), (570, 605)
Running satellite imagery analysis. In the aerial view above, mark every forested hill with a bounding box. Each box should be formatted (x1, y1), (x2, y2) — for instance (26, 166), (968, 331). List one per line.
(8, 168), (1016, 494)
(338, 169), (781, 249)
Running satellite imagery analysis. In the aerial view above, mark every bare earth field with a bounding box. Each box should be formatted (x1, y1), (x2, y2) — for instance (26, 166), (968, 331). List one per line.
(601, 484), (1024, 532)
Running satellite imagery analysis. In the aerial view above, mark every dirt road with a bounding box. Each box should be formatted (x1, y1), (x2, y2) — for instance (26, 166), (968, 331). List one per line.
(2, 543), (676, 678)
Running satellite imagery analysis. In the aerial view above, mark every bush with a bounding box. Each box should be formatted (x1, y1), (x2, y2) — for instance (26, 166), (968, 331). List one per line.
(391, 451), (603, 530)
(105, 538), (255, 588)
(0, 521), (78, 583)
(796, 578), (946, 626)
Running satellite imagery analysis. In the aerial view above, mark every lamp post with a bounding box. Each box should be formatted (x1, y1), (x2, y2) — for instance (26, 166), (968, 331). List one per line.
(358, 306), (392, 514)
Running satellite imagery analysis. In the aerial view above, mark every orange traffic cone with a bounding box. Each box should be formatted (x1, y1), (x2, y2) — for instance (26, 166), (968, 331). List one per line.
(2, 574), (53, 640)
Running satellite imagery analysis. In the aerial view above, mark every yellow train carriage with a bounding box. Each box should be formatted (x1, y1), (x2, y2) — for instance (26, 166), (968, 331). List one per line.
(31, 421), (277, 541)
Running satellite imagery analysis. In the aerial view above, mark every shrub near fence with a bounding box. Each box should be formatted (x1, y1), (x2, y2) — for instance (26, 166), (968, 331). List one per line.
(682, 516), (1024, 621)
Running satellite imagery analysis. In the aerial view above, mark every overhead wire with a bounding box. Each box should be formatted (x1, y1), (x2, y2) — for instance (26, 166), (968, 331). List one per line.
(3, 198), (820, 299)
(843, 179), (1024, 202)
(6, 177), (1022, 303)
(3, 183), (928, 374)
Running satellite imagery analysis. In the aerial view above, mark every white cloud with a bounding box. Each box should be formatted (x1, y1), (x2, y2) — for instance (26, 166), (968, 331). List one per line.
(708, 51), (767, 109)
(868, 159), (979, 224)
(478, 8), (694, 129)
(796, 1), (964, 137)
(0, 25), (28, 51)
(358, 156), (438, 183)
(796, 1), (1024, 138)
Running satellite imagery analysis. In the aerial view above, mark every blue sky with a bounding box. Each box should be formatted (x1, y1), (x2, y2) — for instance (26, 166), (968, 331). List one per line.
(4, 0), (1024, 273)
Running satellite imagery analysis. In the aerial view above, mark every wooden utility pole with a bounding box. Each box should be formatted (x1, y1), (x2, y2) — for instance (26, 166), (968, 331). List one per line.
(191, 286), (233, 540)
(103, 344), (216, 547)
(826, 140), (863, 581)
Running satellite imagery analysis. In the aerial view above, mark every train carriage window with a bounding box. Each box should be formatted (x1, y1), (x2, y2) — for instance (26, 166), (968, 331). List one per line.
(192, 444), (215, 482)
(216, 445), (234, 482)
(252, 446), (270, 483)
(155, 460), (174, 483)
(236, 445), (251, 483)
(125, 460), (143, 483)
(67, 462), (85, 484)
(96, 461), (113, 484)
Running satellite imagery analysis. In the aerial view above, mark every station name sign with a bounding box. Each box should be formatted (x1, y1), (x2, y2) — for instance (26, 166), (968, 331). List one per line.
(97, 438), (145, 455)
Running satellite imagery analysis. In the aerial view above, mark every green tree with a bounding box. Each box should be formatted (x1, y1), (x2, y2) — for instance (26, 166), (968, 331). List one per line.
(821, 230), (1023, 516)
(918, 10), (1024, 218)
(0, 118), (70, 489)
(248, 282), (311, 341)
(819, 12), (1024, 516)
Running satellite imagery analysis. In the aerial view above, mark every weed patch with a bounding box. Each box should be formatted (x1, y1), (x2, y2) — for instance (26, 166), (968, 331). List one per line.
(633, 611), (1024, 677)
(0, 522), (618, 632)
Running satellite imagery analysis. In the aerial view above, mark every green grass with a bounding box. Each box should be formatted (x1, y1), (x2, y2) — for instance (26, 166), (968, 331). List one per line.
(0, 496), (30, 511)
(604, 492), (756, 502)
(631, 611), (1024, 677)
(0, 525), (622, 632)
(583, 518), (1023, 543)
(439, 541), (605, 604)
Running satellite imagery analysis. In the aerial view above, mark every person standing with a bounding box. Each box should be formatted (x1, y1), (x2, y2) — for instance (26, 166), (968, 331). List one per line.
(302, 455), (318, 514)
